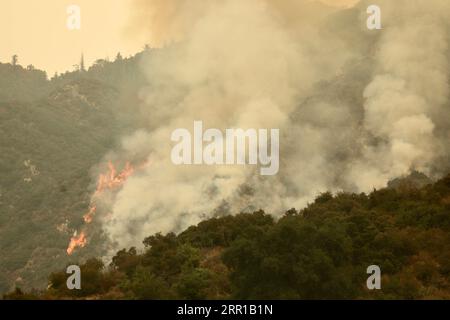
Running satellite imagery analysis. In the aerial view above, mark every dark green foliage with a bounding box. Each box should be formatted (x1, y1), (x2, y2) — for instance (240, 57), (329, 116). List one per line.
(111, 247), (141, 277)
(9, 175), (450, 300)
(46, 258), (120, 299)
(124, 266), (173, 299)
(178, 210), (274, 248)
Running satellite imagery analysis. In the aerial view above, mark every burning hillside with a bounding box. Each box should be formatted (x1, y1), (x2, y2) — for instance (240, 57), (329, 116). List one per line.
(66, 161), (140, 255)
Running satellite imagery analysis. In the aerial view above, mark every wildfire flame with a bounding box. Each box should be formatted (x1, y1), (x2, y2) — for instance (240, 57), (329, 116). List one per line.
(83, 205), (96, 224)
(94, 161), (134, 197)
(66, 161), (138, 255)
(66, 232), (87, 255)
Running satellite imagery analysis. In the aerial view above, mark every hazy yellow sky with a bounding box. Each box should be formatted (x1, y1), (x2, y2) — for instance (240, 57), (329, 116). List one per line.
(0, 0), (359, 75)
(320, 0), (359, 7)
(0, 0), (141, 75)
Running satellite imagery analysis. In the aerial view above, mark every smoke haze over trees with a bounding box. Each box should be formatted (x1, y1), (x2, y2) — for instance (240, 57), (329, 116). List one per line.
(1, 0), (450, 299)
(5, 174), (450, 299)
(98, 0), (450, 255)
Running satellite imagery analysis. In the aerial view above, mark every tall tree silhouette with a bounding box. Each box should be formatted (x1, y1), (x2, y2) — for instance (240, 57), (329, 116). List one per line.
(11, 54), (18, 66)
(80, 54), (85, 72)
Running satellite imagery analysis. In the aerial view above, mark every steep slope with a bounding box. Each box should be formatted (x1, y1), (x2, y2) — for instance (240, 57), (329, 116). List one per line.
(0, 83), (117, 292)
(0, 54), (149, 293)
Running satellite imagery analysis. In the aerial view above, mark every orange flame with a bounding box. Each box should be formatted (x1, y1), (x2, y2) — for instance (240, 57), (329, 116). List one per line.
(66, 161), (140, 255)
(66, 232), (87, 255)
(94, 161), (134, 197)
(83, 205), (96, 224)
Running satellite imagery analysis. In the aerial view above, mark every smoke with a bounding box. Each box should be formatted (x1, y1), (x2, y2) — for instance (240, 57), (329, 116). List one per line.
(346, 0), (450, 190)
(98, 0), (450, 252)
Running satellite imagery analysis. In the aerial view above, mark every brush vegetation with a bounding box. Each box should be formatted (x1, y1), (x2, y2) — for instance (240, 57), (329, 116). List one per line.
(4, 174), (450, 300)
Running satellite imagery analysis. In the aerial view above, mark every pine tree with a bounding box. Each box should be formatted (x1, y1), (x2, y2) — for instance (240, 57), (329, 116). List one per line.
(11, 54), (18, 66)
(80, 53), (85, 72)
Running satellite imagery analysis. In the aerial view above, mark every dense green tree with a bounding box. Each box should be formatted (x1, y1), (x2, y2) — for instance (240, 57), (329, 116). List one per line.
(4, 173), (450, 300)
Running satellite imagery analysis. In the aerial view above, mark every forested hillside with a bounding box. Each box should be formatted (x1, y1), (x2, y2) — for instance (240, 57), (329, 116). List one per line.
(2, 48), (450, 300)
(5, 174), (450, 300)
(0, 51), (149, 293)
(2, 0), (450, 303)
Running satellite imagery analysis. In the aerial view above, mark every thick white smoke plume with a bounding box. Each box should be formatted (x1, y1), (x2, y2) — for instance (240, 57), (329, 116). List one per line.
(98, 0), (450, 252)
(348, 0), (450, 190)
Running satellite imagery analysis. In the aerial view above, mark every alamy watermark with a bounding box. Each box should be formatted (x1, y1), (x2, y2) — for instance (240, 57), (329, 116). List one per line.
(64, 4), (380, 31)
(171, 121), (279, 176)
(67, 5), (81, 30)
(366, 265), (381, 290)
(66, 265), (81, 290)
(367, 5), (382, 30)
